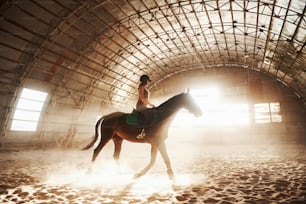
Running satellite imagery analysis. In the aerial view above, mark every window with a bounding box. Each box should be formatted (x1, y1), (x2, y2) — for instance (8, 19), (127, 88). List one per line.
(11, 88), (48, 131)
(254, 102), (282, 123)
(171, 88), (283, 127)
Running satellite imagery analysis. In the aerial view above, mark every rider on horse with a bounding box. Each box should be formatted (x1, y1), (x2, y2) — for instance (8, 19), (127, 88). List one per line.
(136, 74), (155, 139)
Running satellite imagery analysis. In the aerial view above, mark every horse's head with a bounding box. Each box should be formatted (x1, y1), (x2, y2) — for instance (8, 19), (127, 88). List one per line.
(181, 92), (203, 117)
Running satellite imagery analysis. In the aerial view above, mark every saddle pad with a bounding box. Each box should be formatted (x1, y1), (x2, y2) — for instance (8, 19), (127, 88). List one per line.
(126, 112), (138, 125)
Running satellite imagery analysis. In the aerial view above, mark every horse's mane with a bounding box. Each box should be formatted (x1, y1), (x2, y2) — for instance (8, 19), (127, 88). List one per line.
(156, 92), (186, 109)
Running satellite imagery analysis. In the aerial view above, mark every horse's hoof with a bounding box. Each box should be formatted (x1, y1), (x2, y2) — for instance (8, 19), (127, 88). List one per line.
(169, 175), (175, 181)
(167, 169), (174, 180)
(86, 167), (92, 174)
(133, 173), (141, 179)
(133, 173), (139, 179)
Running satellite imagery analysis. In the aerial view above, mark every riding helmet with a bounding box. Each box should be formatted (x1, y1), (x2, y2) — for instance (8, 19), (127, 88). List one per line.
(140, 74), (151, 82)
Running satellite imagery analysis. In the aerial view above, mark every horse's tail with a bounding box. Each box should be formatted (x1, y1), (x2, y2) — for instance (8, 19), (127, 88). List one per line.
(82, 116), (104, 150)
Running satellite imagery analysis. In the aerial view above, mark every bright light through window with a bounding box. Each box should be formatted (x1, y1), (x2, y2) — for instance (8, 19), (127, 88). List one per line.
(11, 88), (48, 131)
(254, 102), (282, 123)
(171, 87), (250, 127)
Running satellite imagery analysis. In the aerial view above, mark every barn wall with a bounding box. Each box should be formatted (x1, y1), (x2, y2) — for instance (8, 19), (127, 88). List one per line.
(1, 68), (305, 149)
(151, 68), (306, 144)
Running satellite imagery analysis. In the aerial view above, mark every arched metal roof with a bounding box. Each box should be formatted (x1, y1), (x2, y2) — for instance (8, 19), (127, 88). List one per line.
(0, 0), (305, 134)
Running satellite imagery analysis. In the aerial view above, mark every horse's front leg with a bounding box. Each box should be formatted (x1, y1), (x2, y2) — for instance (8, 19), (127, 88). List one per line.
(158, 141), (174, 180)
(134, 144), (158, 179)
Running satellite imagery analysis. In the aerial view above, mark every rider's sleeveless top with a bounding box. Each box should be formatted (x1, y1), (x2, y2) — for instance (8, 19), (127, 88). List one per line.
(136, 84), (149, 111)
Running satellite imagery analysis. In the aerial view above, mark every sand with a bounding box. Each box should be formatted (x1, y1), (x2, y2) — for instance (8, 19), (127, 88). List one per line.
(0, 143), (305, 203)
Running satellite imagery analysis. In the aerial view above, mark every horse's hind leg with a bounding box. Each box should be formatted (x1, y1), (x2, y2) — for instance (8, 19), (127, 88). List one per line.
(113, 135), (123, 161)
(112, 135), (123, 171)
(92, 129), (113, 162)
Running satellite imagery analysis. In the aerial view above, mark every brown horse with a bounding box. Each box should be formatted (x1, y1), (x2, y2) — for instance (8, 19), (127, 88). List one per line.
(82, 92), (202, 180)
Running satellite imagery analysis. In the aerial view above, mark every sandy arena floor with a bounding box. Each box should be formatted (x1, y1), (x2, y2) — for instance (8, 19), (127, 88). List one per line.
(0, 142), (305, 203)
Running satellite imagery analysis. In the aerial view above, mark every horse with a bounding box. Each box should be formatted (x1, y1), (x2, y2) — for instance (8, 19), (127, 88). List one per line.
(82, 91), (203, 180)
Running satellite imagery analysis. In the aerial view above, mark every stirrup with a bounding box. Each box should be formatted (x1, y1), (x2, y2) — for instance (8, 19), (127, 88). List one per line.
(136, 129), (146, 139)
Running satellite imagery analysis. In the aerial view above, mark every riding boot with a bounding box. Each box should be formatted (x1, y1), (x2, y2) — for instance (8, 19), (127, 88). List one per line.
(136, 112), (146, 139)
(136, 128), (146, 139)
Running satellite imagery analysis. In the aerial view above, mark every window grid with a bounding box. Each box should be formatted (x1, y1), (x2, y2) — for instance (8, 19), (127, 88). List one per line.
(254, 102), (282, 124)
(11, 88), (48, 131)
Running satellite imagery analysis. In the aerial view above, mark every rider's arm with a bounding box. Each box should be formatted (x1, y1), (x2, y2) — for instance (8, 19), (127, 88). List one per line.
(139, 86), (154, 107)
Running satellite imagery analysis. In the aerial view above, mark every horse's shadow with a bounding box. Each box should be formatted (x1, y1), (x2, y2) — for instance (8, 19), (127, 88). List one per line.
(116, 177), (191, 204)
(117, 176), (181, 196)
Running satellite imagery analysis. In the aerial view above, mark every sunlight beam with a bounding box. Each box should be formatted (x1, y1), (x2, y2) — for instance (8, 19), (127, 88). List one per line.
(171, 87), (250, 128)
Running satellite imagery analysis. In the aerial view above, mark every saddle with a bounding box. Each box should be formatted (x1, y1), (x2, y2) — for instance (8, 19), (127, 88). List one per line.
(126, 108), (157, 127)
